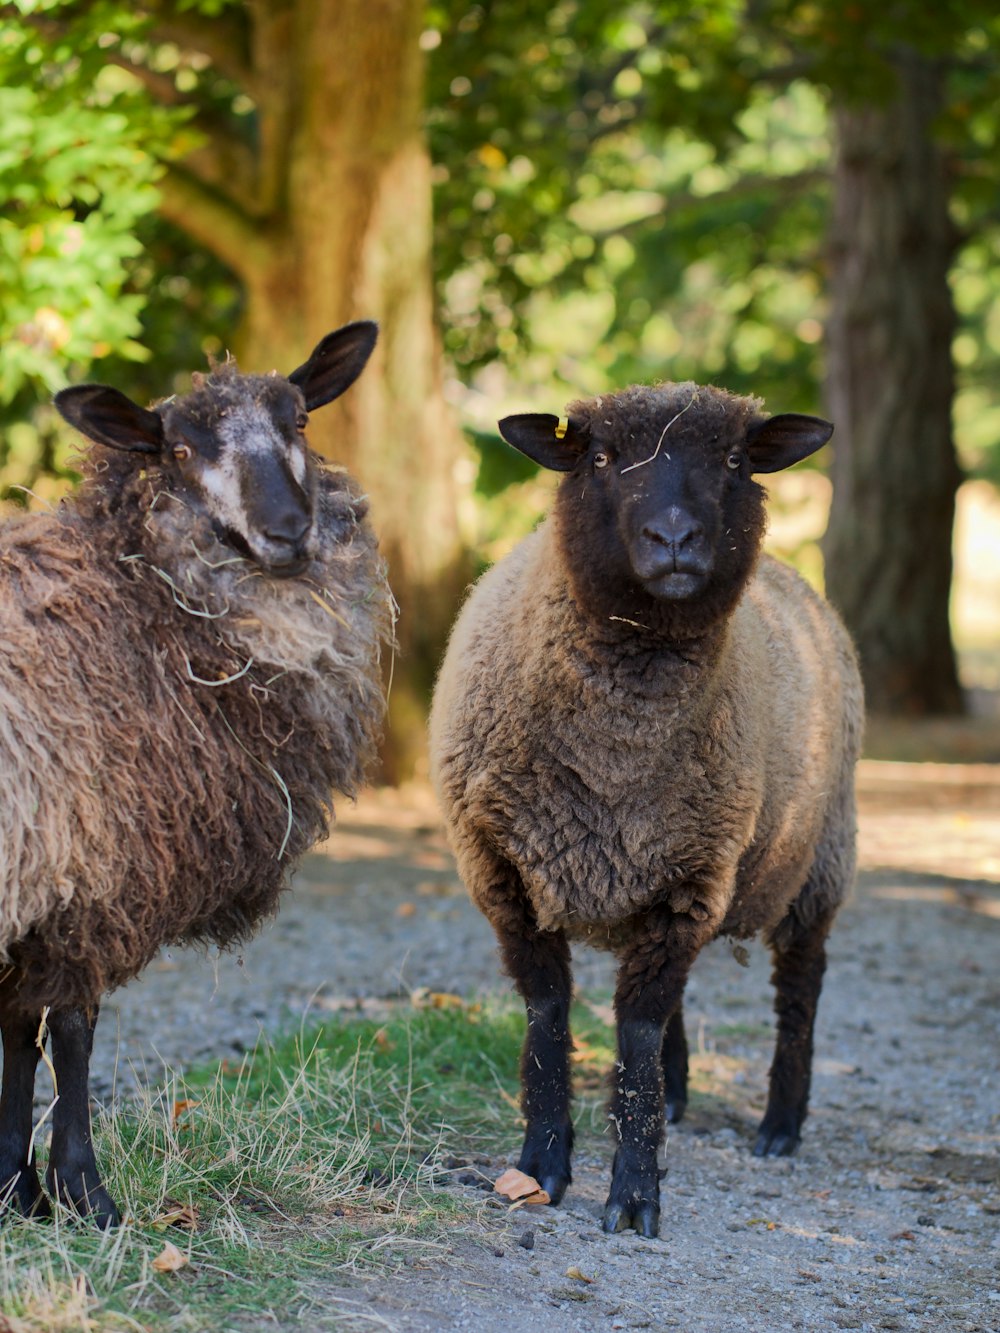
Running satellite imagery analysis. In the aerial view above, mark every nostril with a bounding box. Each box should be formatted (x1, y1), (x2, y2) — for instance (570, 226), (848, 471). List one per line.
(643, 512), (703, 550)
(264, 514), (311, 548)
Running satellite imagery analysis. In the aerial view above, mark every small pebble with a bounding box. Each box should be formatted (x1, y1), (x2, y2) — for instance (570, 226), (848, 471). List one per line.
(518, 1229), (535, 1251)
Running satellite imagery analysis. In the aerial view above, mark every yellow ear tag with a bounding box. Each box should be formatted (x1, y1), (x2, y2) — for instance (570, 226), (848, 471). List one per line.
(554, 419), (568, 439)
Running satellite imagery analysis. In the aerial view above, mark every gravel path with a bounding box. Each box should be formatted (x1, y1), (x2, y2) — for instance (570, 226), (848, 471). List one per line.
(86, 765), (999, 1332)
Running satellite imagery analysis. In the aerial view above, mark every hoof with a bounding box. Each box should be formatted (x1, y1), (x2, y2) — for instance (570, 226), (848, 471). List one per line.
(0, 1171), (51, 1222)
(48, 1176), (121, 1229)
(517, 1124), (573, 1208)
(538, 1173), (570, 1207)
(665, 1098), (687, 1126)
(602, 1198), (660, 1238)
(753, 1121), (801, 1158)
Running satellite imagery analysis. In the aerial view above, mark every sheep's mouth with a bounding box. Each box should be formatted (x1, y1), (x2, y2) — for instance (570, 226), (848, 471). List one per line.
(215, 524), (312, 578)
(640, 568), (709, 601)
(265, 555), (311, 579)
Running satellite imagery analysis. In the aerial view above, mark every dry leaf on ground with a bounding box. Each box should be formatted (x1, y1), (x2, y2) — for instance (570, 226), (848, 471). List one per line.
(152, 1200), (200, 1231)
(410, 987), (469, 1011)
(151, 1241), (189, 1273)
(566, 1266), (595, 1283)
(494, 1168), (551, 1206)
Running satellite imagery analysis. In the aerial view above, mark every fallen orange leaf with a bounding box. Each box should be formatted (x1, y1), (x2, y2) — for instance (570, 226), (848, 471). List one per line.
(152, 1241), (189, 1273)
(494, 1168), (551, 1206)
(411, 988), (467, 1011)
(395, 902), (417, 918)
(152, 1200), (200, 1232)
(172, 1099), (199, 1126)
(566, 1265), (595, 1283)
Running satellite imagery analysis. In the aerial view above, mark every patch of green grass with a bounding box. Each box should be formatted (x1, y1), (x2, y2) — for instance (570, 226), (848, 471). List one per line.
(0, 999), (559, 1331)
(0, 996), (633, 1330)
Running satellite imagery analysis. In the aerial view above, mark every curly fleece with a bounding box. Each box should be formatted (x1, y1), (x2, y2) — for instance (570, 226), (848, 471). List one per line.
(430, 383), (863, 956)
(0, 437), (392, 1014)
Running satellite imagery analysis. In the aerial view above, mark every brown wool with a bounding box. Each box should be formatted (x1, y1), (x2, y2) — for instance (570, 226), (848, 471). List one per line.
(0, 450), (392, 1015)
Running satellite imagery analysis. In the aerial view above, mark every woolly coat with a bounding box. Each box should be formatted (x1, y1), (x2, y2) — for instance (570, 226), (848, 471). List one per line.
(431, 492), (862, 957)
(0, 447), (391, 1014)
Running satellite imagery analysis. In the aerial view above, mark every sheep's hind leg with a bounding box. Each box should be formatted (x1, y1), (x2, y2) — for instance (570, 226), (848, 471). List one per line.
(605, 910), (716, 1238)
(754, 904), (835, 1158)
(661, 1002), (689, 1125)
(485, 862), (574, 1205)
(44, 1006), (120, 1228)
(0, 1012), (50, 1218)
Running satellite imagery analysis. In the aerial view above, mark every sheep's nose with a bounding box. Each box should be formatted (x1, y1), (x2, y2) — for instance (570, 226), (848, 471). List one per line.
(642, 507), (703, 551)
(264, 512), (311, 549)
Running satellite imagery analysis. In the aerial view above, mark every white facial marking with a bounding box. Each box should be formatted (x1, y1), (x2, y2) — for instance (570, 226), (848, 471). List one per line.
(197, 402), (290, 546)
(198, 447), (248, 540)
(290, 442), (307, 485)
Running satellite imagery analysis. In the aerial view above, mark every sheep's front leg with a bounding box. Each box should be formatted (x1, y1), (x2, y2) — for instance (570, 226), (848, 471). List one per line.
(755, 905), (834, 1157)
(605, 909), (717, 1237)
(44, 1006), (120, 1228)
(0, 1012), (49, 1218)
(476, 857), (574, 1204)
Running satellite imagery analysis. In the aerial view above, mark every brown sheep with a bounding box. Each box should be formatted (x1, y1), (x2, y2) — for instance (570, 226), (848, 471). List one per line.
(0, 322), (392, 1227)
(430, 381), (863, 1238)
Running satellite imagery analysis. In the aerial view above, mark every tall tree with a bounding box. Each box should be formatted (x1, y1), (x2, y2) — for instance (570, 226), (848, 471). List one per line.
(152, 0), (470, 770)
(427, 0), (1000, 716)
(824, 49), (964, 713)
(6, 0), (470, 772)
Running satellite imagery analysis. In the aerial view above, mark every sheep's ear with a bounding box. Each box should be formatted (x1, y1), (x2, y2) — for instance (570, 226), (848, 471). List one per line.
(288, 320), (378, 411)
(54, 385), (164, 455)
(745, 413), (833, 474)
(498, 413), (588, 471)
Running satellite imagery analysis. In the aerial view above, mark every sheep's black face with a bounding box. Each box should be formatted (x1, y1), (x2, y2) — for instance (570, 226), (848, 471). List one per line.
(54, 321), (378, 578)
(499, 384), (832, 636)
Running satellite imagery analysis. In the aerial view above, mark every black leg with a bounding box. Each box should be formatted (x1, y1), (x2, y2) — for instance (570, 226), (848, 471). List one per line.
(0, 1011), (49, 1218)
(514, 958), (574, 1205)
(604, 907), (718, 1238)
(754, 911), (832, 1158)
(661, 1003), (689, 1125)
(44, 1006), (120, 1228)
(478, 856), (575, 1205)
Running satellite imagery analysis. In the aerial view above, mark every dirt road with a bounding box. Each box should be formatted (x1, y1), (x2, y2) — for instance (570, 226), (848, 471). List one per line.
(100, 760), (1000, 1332)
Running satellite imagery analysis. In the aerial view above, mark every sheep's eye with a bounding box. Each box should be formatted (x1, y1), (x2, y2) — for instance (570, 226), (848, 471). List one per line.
(172, 443), (193, 462)
(594, 452), (610, 469)
(726, 452), (741, 471)
(295, 413), (308, 432)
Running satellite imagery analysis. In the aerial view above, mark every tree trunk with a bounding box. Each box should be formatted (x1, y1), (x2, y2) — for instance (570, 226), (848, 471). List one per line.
(823, 51), (964, 716)
(158, 0), (472, 777)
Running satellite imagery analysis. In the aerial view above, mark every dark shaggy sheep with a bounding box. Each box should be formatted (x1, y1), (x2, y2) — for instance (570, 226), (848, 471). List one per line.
(0, 322), (392, 1226)
(430, 381), (863, 1238)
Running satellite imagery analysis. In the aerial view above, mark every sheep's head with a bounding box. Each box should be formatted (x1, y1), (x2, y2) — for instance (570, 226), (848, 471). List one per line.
(55, 321), (377, 578)
(499, 383), (832, 634)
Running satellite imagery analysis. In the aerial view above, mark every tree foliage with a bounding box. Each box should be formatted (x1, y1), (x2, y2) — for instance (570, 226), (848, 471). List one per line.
(426, 2), (1000, 436)
(0, 2), (183, 406)
(1, 0), (998, 721)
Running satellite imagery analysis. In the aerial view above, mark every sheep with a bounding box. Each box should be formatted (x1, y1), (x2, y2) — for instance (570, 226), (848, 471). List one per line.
(0, 321), (393, 1227)
(430, 380), (863, 1238)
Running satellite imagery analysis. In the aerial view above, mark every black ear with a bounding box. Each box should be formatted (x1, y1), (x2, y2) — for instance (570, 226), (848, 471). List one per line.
(54, 385), (164, 454)
(745, 413), (833, 474)
(288, 320), (378, 411)
(497, 413), (588, 472)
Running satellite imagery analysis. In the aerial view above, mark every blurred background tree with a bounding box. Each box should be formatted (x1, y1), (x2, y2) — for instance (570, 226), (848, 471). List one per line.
(424, 0), (1000, 719)
(1, 0), (470, 776)
(2, 0), (998, 770)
